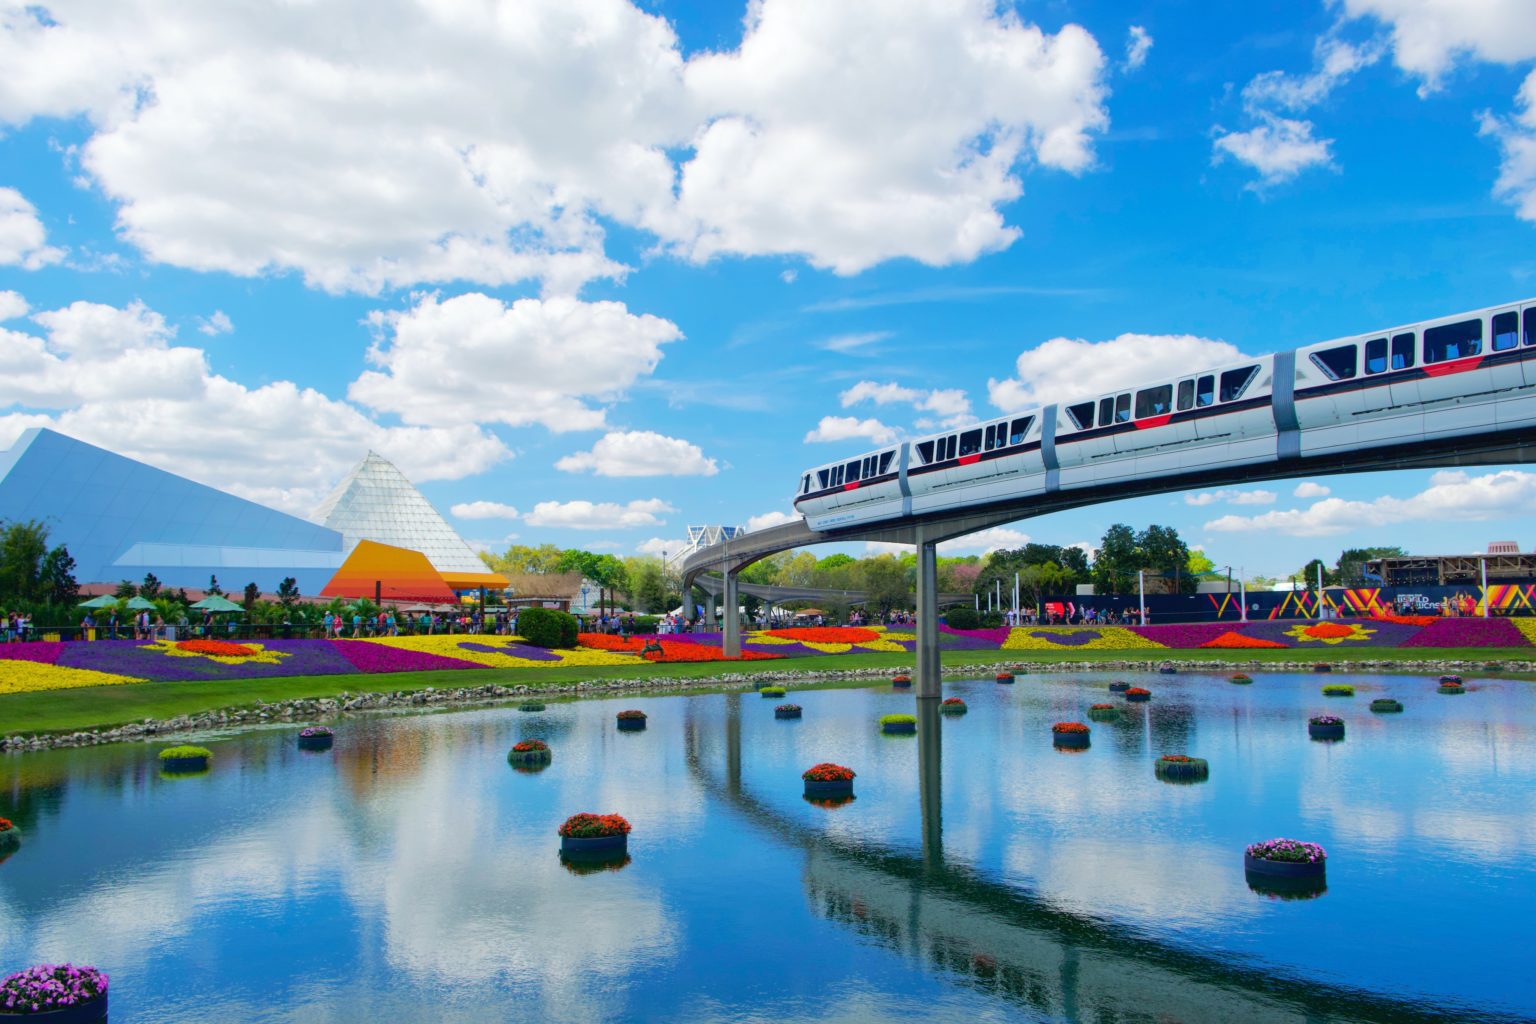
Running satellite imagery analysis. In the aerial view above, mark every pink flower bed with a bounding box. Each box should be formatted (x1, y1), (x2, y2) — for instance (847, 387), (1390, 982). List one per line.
(1400, 618), (1529, 648)
(0, 642), (65, 664)
(1127, 624), (1236, 648)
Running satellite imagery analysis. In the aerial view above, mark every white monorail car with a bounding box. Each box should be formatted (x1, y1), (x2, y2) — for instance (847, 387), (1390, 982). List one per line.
(794, 298), (1536, 532)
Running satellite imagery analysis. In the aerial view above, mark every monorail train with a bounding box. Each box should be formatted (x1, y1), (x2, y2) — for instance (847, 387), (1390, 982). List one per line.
(793, 298), (1536, 531)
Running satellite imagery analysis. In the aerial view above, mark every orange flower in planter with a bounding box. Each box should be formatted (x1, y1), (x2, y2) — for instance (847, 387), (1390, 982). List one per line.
(802, 763), (856, 782)
(1051, 721), (1090, 734)
(558, 813), (631, 838)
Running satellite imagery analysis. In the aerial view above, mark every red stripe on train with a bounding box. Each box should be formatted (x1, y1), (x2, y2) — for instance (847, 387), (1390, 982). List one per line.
(1422, 355), (1484, 378)
(1134, 414), (1173, 429)
(958, 453), (982, 466)
(843, 482), (860, 491)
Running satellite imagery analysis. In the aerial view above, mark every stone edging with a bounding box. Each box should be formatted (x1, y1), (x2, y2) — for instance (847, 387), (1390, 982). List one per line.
(2, 657), (1529, 754)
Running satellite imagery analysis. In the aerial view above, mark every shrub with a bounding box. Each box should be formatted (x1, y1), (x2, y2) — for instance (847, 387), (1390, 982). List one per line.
(944, 607), (980, 630)
(1246, 838), (1326, 863)
(1370, 698), (1404, 712)
(158, 745), (212, 762)
(558, 813), (631, 838)
(519, 607), (579, 649)
(0, 817), (13, 832)
(979, 610), (1004, 628)
(879, 713), (917, 727)
(1322, 684), (1355, 696)
(0, 964), (108, 1014)
(802, 763), (855, 782)
(616, 709), (647, 720)
(629, 615), (661, 633)
(760, 686), (787, 697)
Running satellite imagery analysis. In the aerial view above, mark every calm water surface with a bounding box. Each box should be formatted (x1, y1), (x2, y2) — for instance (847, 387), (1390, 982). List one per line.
(1, 670), (1532, 1023)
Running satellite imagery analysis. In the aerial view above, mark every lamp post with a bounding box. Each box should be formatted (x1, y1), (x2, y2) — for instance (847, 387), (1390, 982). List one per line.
(1239, 565), (1248, 623)
(1481, 556), (1489, 618)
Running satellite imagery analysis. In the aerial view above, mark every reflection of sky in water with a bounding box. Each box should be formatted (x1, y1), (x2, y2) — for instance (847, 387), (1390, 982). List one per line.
(0, 671), (1532, 1022)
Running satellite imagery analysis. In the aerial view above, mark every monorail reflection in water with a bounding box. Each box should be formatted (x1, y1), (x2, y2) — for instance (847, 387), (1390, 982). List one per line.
(0, 673), (1532, 1023)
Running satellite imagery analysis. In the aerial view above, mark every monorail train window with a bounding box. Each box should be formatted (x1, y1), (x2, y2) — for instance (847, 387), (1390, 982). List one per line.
(863, 456), (876, 478)
(959, 429), (983, 457)
(1424, 318), (1482, 363)
(944, 435), (957, 460)
(1009, 416), (1033, 444)
(816, 469), (830, 488)
(801, 475), (811, 494)
(1114, 394), (1131, 422)
(984, 424), (996, 450)
(1309, 345), (1357, 381)
(1177, 380), (1194, 410)
(1196, 375), (1215, 407)
(1219, 366), (1258, 402)
(831, 465), (844, 487)
(1067, 402), (1095, 429)
(1526, 309), (1536, 346)
(1135, 384), (1173, 418)
(878, 451), (894, 474)
(845, 460), (862, 483)
(1391, 333), (1415, 369)
(1363, 338), (1387, 375)
(1493, 311), (1518, 351)
(1097, 397), (1113, 426)
(917, 440), (935, 463)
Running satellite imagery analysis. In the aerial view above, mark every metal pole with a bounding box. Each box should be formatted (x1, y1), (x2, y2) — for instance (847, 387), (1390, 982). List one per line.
(1317, 562), (1323, 618)
(1138, 569), (1145, 626)
(1239, 566), (1248, 623)
(1013, 571), (1020, 625)
(1481, 557), (1489, 618)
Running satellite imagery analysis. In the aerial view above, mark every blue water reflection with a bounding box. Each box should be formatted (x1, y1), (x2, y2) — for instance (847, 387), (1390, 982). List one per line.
(1, 670), (1531, 1022)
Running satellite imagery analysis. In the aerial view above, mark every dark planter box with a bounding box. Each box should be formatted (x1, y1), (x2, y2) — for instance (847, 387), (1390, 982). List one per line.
(561, 833), (627, 857)
(1308, 723), (1345, 740)
(1108, 682), (1130, 692)
(0, 829), (18, 851)
(881, 721), (916, 735)
(1437, 685), (1465, 695)
(1157, 665), (1177, 674)
(774, 708), (802, 719)
(1052, 732), (1090, 749)
(891, 679), (912, 689)
(616, 718), (647, 731)
(508, 749), (552, 766)
(995, 674), (1014, 684)
(518, 703), (546, 713)
(1313, 664), (1333, 673)
(760, 691), (786, 699)
(1370, 699), (1404, 713)
(297, 733), (333, 752)
(804, 779), (854, 798)
(160, 756), (209, 773)
(1229, 675), (1253, 685)
(1124, 691), (1150, 703)
(1155, 757), (1209, 780)
(940, 704), (967, 715)
(0, 994), (108, 1023)
(1244, 852), (1326, 880)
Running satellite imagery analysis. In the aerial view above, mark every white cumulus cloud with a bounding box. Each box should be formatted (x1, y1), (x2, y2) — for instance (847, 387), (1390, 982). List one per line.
(0, 187), (63, 268)
(196, 310), (233, 336)
(803, 415), (899, 445)
(1481, 70), (1536, 222)
(988, 332), (1247, 410)
(1184, 488), (1277, 507)
(351, 292), (680, 433)
(1124, 26), (1153, 71)
(1204, 469), (1536, 537)
(1212, 113), (1335, 184)
(1342, 0), (1536, 89)
(0, 291), (27, 321)
(555, 430), (718, 477)
(523, 498), (675, 530)
(746, 509), (798, 532)
(450, 501), (521, 520)
(840, 380), (971, 419)
(1293, 481), (1332, 498)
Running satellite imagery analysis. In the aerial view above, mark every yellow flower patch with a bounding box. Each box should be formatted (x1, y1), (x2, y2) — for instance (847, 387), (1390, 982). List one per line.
(149, 639), (289, 665)
(1281, 623), (1377, 646)
(0, 662), (145, 695)
(1001, 626), (1167, 651)
(1510, 618), (1536, 645)
(359, 635), (641, 668)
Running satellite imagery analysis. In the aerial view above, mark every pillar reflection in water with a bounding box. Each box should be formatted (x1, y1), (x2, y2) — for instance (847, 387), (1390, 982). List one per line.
(917, 697), (943, 871)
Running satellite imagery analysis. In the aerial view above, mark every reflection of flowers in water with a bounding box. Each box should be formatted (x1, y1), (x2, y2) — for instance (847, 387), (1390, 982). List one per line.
(803, 795), (857, 810)
(560, 853), (632, 876)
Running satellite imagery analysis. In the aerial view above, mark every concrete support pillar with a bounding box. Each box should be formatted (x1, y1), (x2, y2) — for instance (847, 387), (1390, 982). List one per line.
(703, 584), (717, 629)
(723, 570), (741, 657)
(915, 528), (940, 700)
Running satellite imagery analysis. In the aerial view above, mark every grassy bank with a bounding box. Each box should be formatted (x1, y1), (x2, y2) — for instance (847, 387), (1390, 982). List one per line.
(2, 646), (1530, 737)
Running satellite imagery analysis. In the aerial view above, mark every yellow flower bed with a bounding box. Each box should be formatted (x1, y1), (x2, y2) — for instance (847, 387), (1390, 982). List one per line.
(0, 662), (146, 695)
(1510, 618), (1536, 645)
(746, 630), (907, 654)
(359, 635), (641, 668)
(1282, 623), (1377, 646)
(148, 639), (289, 665)
(1001, 626), (1166, 651)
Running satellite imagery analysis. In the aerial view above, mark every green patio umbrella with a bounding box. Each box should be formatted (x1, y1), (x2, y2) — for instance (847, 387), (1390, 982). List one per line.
(190, 594), (244, 613)
(79, 595), (118, 609)
(124, 596), (156, 611)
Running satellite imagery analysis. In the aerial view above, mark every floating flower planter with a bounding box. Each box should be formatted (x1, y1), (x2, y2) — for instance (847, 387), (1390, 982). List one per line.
(1154, 754), (1209, 781)
(891, 675), (912, 687)
(0, 964), (109, 1022)
(616, 710), (647, 731)
(1229, 673), (1253, 684)
(518, 702), (546, 713)
(1307, 715), (1345, 740)
(1108, 681), (1130, 693)
(774, 703), (802, 720)
(995, 672), (1015, 683)
(0, 818), (17, 853)
(1087, 703), (1119, 721)
(760, 686), (787, 699)
(880, 713), (917, 735)
(1157, 662), (1176, 674)
(1370, 698), (1404, 713)
(157, 745), (212, 774)
(508, 738), (552, 766)
(558, 813), (630, 859)
(1438, 674), (1462, 685)
(1437, 682), (1466, 694)
(802, 762), (855, 799)
(1123, 687), (1151, 702)
(1244, 838), (1327, 881)
(939, 697), (967, 715)
(296, 726), (333, 751)
(1322, 683), (1355, 697)
(1051, 721), (1090, 749)
(1313, 663), (1332, 673)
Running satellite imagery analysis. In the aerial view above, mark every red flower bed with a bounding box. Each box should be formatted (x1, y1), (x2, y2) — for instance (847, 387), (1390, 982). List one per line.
(802, 762), (856, 782)
(1372, 614), (1439, 626)
(512, 739), (549, 753)
(558, 813), (631, 838)
(1299, 622), (1357, 639)
(1124, 687), (1151, 697)
(644, 642), (783, 663)
(764, 627), (881, 644)
(1052, 721), (1090, 733)
(1199, 631), (1288, 649)
(578, 633), (646, 652)
(176, 638), (258, 657)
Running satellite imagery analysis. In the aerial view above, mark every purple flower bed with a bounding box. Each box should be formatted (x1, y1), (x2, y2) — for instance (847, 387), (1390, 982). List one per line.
(939, 624), (1011, 645)
(1, 963), (108, 1014)
(457, 641), (564, 662)
(0, 641), (65, 664)
(1401, 617), (1530, 648)
(330, 641), (481, 673)
(1126, 624), (1233, 648)
(57, 639), (361, 681)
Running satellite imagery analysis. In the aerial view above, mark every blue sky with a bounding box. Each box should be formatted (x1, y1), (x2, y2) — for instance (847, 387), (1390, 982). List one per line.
(2, 0), (1536, 580)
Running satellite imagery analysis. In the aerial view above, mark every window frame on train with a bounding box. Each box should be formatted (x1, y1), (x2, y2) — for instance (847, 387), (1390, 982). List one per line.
(1176, 379), (1194, 411)
(1135, 384), (1173, 419)
(1008, 416), (1033, 445)
(1391, 333), (1415, 369)
(1364, 337), (1387, 375)
(1219, 365), (1259, 402)
(1067, 402), (1095, 430)
(1309, 345), (1358, 381)
(1525, 308), (1536, 347)
(1493, 311), (1518, 352)
(1196, 375), (1215, 407)
(1423, 318), (1482, 363)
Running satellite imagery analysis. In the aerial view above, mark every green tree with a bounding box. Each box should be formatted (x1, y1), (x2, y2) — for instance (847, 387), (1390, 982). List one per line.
(485, 543), (565, 575)
(41, 545), (79, 606)
(1297, 558), (1335, 591)
(1139, 524), (1194, 594)
(277, 577), (300, 607)
(816, 553), (856, 571)
(630, 559), (669, 614)
(858, 555), (910, 613)
(1018, 561), (1073, 606)
(114, 579), (138, 599)
(243, 582), (261, 610)
(0, 520), (49, 602)
(1186, 549), (1217, 577)
(207, 575), (223, 596)
(1091, 524), (1140, 594)
(1334, 546), (1405, 587)
(140, 572), (162, 599)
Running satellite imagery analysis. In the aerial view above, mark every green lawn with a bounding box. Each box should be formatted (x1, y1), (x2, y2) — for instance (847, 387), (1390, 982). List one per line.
(2, 646), (1529, 737)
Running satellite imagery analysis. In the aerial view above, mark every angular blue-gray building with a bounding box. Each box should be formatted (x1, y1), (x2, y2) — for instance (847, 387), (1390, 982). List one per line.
(0, 428), (345, 592)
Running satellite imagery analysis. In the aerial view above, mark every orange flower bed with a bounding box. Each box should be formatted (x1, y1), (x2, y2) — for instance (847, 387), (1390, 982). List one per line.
(1372, 614), (1439, 627)
(763, 626), (881, 644)
(1199, 631), (1287, 649)
(577, 633), (646, 652)
(1299, 622), (1356, 639)
(643, 642), (783, 663)
(175, 639), (258, 657)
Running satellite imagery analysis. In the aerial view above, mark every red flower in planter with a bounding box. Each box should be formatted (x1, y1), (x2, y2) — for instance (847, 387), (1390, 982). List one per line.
(616, 709), (647, 719)
(1089, 703), (1115, 710)
(775, 703), (802, 712)
(802, 762), (856, 782)
(512, 740), (549, 753)
(941, 697), (965, 706)
(1051, 721), (1090, 734)
(558, 813), (631, 838)
(0, 818), (12, 832)
(1159, 754), (1196, 763)
(1125, 687), (1151, 697)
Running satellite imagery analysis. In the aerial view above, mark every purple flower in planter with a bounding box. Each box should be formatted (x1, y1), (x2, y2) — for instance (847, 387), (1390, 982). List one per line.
(1401, 617), (1529, 648)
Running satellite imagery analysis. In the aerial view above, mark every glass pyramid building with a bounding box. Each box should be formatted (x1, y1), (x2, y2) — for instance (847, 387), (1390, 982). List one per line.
(309, 452), (505, 589)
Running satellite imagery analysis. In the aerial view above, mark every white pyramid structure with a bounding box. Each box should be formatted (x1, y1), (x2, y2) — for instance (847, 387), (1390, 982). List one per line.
(310, 452), (489, 576)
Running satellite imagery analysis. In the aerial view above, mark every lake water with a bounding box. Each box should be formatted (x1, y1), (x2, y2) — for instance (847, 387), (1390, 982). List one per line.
(1, 670), (1532, 1023)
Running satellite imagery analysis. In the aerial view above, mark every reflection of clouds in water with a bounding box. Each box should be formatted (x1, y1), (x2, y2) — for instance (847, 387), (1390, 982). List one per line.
(679, 984), (990, 1024)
